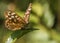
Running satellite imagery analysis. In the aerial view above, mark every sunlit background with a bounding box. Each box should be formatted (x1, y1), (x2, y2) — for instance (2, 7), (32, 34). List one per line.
(0, 0), (60, 43)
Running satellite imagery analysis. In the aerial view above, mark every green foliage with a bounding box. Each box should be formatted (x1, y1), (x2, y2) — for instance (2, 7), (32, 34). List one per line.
(0, 0), (60, 43)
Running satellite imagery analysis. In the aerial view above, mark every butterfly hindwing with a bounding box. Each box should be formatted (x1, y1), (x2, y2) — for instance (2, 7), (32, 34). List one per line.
(5, 10), (26, 31)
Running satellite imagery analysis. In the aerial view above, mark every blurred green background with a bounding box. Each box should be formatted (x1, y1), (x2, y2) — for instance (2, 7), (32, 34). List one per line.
(0, 0), (60, 43)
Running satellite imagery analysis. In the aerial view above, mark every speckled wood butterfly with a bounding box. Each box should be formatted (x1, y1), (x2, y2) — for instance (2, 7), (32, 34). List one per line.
(4, 3), (32, 31)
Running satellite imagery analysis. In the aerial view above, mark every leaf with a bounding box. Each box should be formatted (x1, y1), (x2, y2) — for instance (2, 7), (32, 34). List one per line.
(5, 26), (37, 43)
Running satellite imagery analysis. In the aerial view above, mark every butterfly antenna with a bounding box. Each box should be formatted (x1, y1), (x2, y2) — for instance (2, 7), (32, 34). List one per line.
(24, 3), (32, 24)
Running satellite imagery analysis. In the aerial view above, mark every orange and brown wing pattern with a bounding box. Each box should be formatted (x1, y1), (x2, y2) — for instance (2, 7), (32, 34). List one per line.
(4, 3), (32, 31)
(4, 10), (26, 31)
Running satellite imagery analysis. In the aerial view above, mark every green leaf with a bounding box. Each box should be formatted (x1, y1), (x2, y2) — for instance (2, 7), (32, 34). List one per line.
(5, 27), (37, 43)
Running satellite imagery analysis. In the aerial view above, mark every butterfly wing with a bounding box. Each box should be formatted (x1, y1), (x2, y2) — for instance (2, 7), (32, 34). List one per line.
(4, 3), (32, 31)
(24, 3), (32, 24)
(5, 10), (26, 31)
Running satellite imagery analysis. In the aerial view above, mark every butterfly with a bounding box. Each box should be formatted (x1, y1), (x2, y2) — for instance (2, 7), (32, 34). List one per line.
(4, 3), (32, 31)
